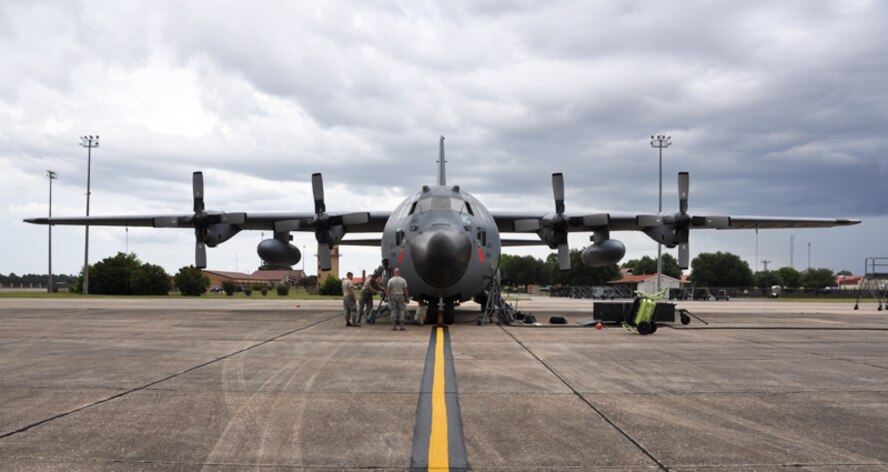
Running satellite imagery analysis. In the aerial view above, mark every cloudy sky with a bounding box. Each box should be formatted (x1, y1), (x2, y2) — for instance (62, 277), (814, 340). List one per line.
(2, 0), (885, 280)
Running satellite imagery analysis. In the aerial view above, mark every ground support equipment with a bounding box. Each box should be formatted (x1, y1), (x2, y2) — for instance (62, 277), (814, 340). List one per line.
(854, 257), (888, 311)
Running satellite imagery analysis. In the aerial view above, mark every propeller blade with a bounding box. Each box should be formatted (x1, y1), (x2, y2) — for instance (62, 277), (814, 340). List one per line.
(678, 242), (690, 269)
(552, 173), (565, 214)
(195, 241), (207, 269)
(636, 214), (662, 227)
(220, 212), (246, 225)
(678, 172), (689, 214)
(558, 243), (570, 271)
(341, 212), (370, 226)
(514, 219), (541, 232)
(193, 172), (204, 213)
(318, 242), (332, 271)
(311, 173), (325, 214)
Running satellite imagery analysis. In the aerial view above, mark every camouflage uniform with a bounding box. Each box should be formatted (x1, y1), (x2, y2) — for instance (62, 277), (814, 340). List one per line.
(386, 275), (408, 330)
(342, 278), (357, 326)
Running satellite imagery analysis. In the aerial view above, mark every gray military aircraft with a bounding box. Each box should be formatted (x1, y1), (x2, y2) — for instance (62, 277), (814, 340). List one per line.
(25, 137), (860, 323)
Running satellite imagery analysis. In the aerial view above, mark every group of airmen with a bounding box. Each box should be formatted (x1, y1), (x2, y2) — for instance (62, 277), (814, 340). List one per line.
(341, 268), (423, 330)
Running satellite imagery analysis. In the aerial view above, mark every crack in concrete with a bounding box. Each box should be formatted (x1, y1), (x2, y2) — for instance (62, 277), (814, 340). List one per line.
(0, 314), (338, 441)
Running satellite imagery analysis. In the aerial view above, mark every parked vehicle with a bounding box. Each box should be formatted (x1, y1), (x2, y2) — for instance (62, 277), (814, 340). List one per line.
(590, 286), (616, 300)
(714, 289), (730, 301)
(770, 285), (782, 298)
(692, 288), (712, 300)
(669, 288), (690, 300)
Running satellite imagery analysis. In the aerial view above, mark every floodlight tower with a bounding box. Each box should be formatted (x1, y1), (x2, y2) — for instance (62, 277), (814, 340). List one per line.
(80, 135), (99, 294)
(46, 170), (58, 293)
(650, 134), (672, 291)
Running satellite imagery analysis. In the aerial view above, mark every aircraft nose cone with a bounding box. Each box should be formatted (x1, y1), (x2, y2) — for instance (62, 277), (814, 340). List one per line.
(410, 225), (473, 288)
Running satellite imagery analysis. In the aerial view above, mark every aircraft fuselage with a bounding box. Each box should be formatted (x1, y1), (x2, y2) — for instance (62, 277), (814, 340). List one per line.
(381, 184), (500, 304)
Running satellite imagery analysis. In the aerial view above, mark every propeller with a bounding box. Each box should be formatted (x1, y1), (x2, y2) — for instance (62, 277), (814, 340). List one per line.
(154, 171), (245, 269)
(550, 173), (570, 270)
(309, 173), (370, 271)
(513, 173), (609, 271)
(637, 172), (730, 270)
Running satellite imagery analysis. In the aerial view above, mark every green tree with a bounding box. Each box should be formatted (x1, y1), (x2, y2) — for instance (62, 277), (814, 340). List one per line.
(754, 270), (783, 289)
(222, 281), (237, 296)
(71, 253), (170, 295)
(546, 248), (620, 286)
(776, 266), (801, 288)
(836, 269), (853, 276)
(297, 275), (318, 288)
(622, 254), (682, 279)
(799, 268), (835, 288)
(500, 254), (549, 288)
(319, 274), (343, 296)
(689, 252), (754, 287)
(93, 252), (141, 294)
(130, 263), (170, 295)
(174, 266), (210, 296)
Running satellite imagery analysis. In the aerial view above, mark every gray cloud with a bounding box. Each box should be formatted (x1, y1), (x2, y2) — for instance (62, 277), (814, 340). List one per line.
(1, 0), (883, 277)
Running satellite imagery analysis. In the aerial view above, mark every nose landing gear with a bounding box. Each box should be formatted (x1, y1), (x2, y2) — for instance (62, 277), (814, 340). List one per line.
(425, 298), (456, 325)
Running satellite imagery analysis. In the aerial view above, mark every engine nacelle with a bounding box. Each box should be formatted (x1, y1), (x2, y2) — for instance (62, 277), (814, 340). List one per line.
(257, 239), (302, 265)
(204, 224), (240, 247)
(582, 239), (626, 267)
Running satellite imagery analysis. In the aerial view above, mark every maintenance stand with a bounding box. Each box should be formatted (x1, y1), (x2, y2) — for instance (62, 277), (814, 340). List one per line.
(854, 257), (888, 311)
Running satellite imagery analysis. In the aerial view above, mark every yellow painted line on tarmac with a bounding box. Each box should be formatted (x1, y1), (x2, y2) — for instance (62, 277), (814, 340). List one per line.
(428, 325), (449, 470)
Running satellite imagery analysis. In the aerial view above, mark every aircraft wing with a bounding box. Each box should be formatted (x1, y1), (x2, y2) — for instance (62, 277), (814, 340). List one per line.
(25, 215), (178, 227)
(589, 214), (861, 232)
(491, 212), (860, 233)
(25, 211), (392, 233)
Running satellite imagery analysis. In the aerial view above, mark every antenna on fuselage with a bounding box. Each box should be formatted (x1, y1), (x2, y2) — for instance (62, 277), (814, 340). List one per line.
(437, 135), (446, 186)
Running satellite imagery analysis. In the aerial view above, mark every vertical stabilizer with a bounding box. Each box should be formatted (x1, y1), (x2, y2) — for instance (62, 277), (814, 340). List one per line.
(437, 135), (446, 186)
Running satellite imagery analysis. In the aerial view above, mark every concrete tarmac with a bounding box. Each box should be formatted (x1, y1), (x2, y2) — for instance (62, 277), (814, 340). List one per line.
(1, 297), (887, 471)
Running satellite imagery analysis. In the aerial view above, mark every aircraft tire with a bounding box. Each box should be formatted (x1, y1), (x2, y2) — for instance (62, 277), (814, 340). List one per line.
(637, 321), (653, 335)
(426, 301), (439, 325)
(444, 300), (455, 325)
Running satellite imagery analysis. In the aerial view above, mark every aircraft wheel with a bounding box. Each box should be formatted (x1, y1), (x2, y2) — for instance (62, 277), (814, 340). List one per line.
(637, 321), (653, 335)
(444, 301), (455, 325)
(426, 300), (439, 324)
(854, 304), (859, 310)
(680, 313), (691, 325)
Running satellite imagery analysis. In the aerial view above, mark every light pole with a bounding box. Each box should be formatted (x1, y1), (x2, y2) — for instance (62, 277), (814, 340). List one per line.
(46, 170), (58, 293)
(80, 135), (99, 294)
(650, 134), (671, 291)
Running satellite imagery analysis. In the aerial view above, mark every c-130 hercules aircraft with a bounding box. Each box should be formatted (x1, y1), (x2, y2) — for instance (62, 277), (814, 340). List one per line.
(26, 137), (859, 323)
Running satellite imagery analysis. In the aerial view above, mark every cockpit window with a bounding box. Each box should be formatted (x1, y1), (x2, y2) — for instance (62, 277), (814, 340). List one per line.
(413, 196), (472, 214)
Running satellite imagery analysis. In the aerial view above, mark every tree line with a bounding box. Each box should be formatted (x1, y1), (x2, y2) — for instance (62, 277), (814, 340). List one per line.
(0, 272), (78, 285)
(499, 248), (844, 289)
(11, 249), (846, 295)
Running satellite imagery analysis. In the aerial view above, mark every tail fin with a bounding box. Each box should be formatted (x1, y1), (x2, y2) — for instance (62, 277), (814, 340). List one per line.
(437, 135), (446, 186)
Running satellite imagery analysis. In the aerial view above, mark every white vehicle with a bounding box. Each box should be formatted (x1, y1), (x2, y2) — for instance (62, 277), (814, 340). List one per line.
(591, 286), (616, 299)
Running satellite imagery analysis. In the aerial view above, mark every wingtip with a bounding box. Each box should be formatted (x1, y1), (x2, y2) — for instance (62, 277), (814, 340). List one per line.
(24, 218), (43, 224)
(834, 219), (862, 226)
